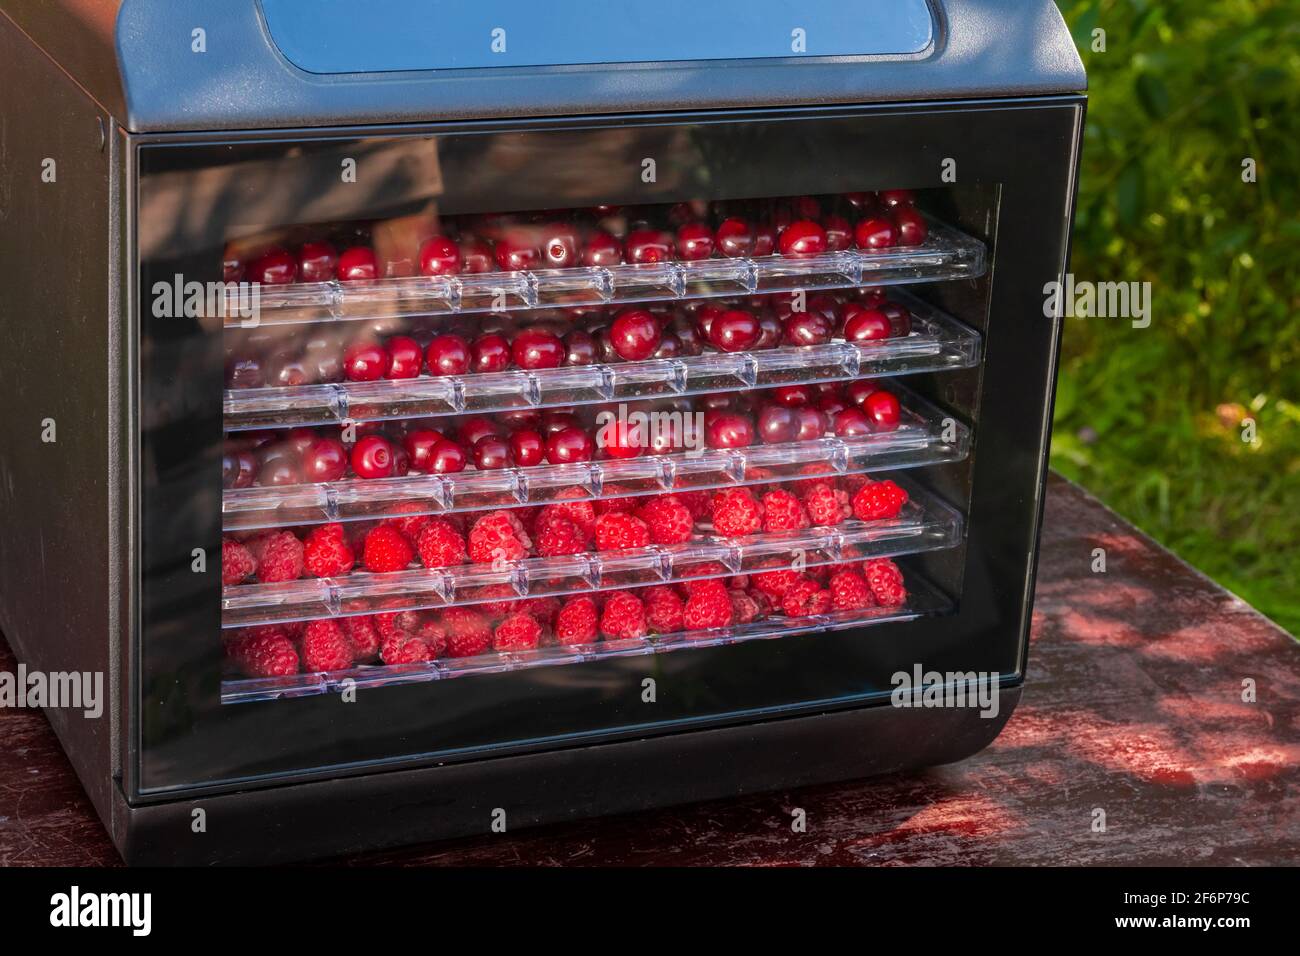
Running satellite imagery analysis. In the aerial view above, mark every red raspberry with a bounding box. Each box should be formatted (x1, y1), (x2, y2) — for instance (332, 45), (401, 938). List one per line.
(710, 488), (763, 537)
(829, 569), (876, 611)
(536, 515), (587, 557)
(760, 490), (810, 532)
(679, 562), (730, 593)
(863, 558), (907, 607)
(222, 537), (256, 586)
(468, 510), (532, 565)
(494, 612), (542, 651)
(637, 497), (695, 545)
(600, 591), (647, 640)
(228, 625), (299, 677)
(801, 481), (847, 526)
(537, 498), (596, 542)
(385, 510), (434, 543)
(728, 589), (766, 624)
(671, 490), (713, 521)
(595, 497), (638, 515)
(373, 606), (423, 642)
(683, 579), (734, 630)
(380, 631), (435, 665)
(521, 596), (561, 626)
(555, 596), (599, 645)
(303, 523), (355, 578)
(415, 618), (449, 656)
(642, 585), (685, 634)
(340, 615), (380, 661)
(595, 512), (650, 551)
(362, 524), (415, 573)
(440, 607), (493, 657)
(416, 517), (468, 568)
(751, 565), (803, 600)
(299, 619), (355, 672)
(851, 479), (909, 521)
(781, 578), (832, 617)
(470, 583), (519, 617)
(250, 530), (304, 583)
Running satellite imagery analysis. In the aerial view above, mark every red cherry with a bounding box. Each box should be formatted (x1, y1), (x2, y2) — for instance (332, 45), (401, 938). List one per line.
(386, 336), (424, 378)
(540, 411), (580, 436)
(597, 419), (645, 459)
(823, 215), (853, 252)
(298, 241), (337, 282)
(864, 390), (901, 431)
(757, 404), (800, 444)
(694, 304), (724, 340)
(472, 435), (513, 470)
(350, 435), (396, 479)
(672, 316), (706, 355)
(539, 224), (579, 269)
(471, 333), (512, 373)
(675, 222), (715, 261)
(223, 448), (257, 489)
(498, 409), (541, 431)
(256, 442), (302, 486)
(495, 230), (541, 271)
(582, 231), (623, 267)
(247, 248), (297, 285)
(818, 395), (848, 418)
(708, 310), (760, 352)
(337, 247), (378, 281)
(705, 411), (755, 449)
(882, 303), (913, 337)
(609, 310), (662, 361)
(833, 407), (874, 438)
(858, 287), (888, 308)
(226, 354), (265, 389)
(845, 380), (879, 407)
(419, 236), (461, 276)
(752, 223), (776, 256)
(854, 217), (896, 250)
(390, 444), (411, 477)
(892, 206), (928, 246)
(842, 307), (893, 344)
(793, 196), (822, 220)
(428, 439), (467, 474)
(299, 437), (348, 482)
(563, 330), (598, 366)
(755, 312), (782, 350)
(845, 192), (877, 211)
(783, 311), (833, 346)
(878, 189), (915, 209)
(459, 237), (494, 274)
(624, 230), (674, 264)
(771, 385), (811, 407)
(545, 426), (595, 464)
(458, 416), (503, 448)
(425, 334), (471, 376)
(509, 429), (546, 467)
(779, 220), (828, 258)
(511, 329), (565, 370)
(343, 341), (391, 382)
(795, 407), (827, 441)
(403, 429), (447, 472)
(715, 218), (755, 258)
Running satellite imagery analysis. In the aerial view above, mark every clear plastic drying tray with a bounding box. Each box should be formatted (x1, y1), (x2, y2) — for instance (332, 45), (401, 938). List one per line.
(222, 393), (971, 531)
(220, 571), (955, 704)
(219, 220), (986, 330)
(223, 293), (980, 430)
(221, 486), (963, 630)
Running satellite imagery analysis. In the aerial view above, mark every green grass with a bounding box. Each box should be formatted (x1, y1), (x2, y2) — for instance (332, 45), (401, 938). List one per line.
(1051, 0), (1300, 634)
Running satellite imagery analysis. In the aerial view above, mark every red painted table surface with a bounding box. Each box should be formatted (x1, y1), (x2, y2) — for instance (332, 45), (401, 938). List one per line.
(2, 473), (1297, 866)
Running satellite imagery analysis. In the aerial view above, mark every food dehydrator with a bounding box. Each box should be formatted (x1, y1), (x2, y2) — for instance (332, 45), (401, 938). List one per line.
(0, 0), (1085, 864)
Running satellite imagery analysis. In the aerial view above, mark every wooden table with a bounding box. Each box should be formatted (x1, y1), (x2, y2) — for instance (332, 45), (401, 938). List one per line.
(3, 474), (1296, 866)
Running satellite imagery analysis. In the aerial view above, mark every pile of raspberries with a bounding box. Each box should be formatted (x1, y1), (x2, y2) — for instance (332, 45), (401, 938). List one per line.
(221, 474), (910, 586)
(224, 556), (909, 678)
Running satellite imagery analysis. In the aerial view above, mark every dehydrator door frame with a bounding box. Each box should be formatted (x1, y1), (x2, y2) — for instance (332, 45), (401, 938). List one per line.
(128, 98), (1083, 800)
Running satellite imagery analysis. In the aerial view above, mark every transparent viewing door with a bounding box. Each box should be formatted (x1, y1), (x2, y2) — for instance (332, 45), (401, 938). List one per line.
(133, 102), (1083, 795)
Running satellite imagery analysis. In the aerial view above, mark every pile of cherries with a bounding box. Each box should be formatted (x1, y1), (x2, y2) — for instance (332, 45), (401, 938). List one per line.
(223, 190), (928, 287)
(223, 380), (903, 489)
(225, 287), (913, 390)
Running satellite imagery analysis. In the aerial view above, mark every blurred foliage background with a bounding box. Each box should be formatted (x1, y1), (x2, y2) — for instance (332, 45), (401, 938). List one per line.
(1051, 0), (1300, 634)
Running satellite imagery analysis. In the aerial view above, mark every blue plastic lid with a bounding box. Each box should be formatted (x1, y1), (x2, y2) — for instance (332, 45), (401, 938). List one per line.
(260, 0), (936, 74)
